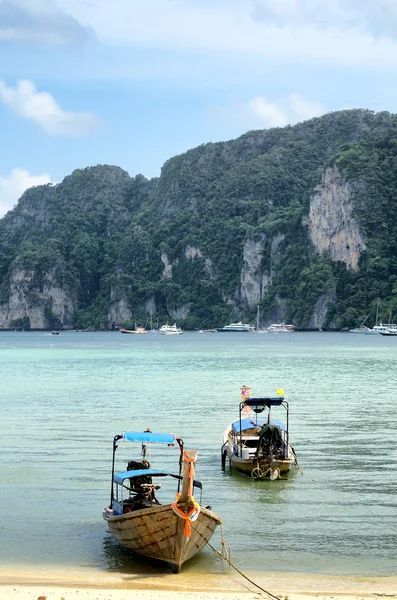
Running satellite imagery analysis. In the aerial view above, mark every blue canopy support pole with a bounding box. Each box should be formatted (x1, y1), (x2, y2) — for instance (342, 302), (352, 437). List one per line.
(285, 400), (289, 455)
(110, 434), (122, 508)
(239, 402), (243, 458)
(178, 437), (184, 492)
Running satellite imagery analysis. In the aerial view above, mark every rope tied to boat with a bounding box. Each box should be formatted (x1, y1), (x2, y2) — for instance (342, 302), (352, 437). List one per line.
(171, 493), (200, 537)
(206, 539), (281, 600)
(219, 522), (231, 562)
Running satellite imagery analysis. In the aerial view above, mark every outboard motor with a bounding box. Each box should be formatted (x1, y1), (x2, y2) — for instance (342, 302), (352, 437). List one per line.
(125, 459), (161, 510)
(254, 423), (284, 461)
(127, 459), (152, 489)
(127, 459), (150, 471)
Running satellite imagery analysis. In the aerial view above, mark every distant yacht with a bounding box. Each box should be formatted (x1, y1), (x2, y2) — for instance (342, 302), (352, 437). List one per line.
(120, 326), (148, 334)
(159, 323), (183, 335)
(349, 325), (373, 334)
(349, 314), (373, 334)
(350, 301), (397, 334)
(217, 322), (251, 332)
(266, 323), (295, 333)
(370, 323), (397, 334)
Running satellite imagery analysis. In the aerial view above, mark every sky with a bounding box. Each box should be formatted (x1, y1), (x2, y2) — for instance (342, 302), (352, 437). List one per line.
(2, 0), (397, 216)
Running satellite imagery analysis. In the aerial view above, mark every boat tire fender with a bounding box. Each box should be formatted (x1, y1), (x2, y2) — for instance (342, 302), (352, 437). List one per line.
(251, 467), (263, 479)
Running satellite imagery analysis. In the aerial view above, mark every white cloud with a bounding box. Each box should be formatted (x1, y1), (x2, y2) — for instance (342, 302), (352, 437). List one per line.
(0, 168), (52, 217)
(56, 0), (397, 68)
(0, 79), (99, 135)
(245, 93), (326, 127)
(0, 0), (91, 45)
(212, 92), (326, 136)
(257, 0), (299, 17)
(289, 93), (326, 120)
(254, 0), (397, 39)
(247, 96), (288, 127)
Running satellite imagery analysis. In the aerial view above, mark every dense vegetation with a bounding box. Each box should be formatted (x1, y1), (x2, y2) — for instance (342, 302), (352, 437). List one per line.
(1, 109), (397, 330)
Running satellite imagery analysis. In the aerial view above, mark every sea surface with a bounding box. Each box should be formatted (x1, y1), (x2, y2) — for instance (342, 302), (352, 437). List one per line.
(0, 330), (396, 581)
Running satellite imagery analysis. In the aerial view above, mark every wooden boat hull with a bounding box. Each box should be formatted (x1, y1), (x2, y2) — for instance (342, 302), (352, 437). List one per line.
(222, 425), (296, 479)
(229, 453), (294, 477)
(103, 503), (221, 572)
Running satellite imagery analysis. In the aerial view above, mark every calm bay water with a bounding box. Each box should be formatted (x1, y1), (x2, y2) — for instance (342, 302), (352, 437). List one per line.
(0, 331), (396, 579)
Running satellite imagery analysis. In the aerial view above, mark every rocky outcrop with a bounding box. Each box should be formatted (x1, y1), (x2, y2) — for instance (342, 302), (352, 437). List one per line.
(184, 246), (215, 279)
(0, 268), (75, 329)
(240, 238), (264, 307)
(161, 252), (173, 278)
(107, 285), (132, 327)
(168, 304), (190, 320)
(306, 166), (366, 270)
(307, 287), (337, 330)
(185, 245), (202, 260)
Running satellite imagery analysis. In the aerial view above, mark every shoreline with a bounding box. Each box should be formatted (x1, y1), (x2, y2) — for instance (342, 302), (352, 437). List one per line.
(1, 567), (397, 596)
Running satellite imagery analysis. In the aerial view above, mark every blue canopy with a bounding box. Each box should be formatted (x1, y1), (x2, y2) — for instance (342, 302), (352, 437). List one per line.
(245, 397), (284, 407)
(114, 468), (173, 484)
(232, 417), (286, 433)
(123, 431), (175, 444)
(113, 468), (202, 489)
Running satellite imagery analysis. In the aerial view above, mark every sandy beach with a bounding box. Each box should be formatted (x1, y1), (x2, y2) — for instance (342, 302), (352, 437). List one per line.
(1, 587), (397, 600)
(1, 567), (396, 600)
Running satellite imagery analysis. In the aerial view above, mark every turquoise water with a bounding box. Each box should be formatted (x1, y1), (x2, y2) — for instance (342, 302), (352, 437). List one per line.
(0, 331), (396, 578)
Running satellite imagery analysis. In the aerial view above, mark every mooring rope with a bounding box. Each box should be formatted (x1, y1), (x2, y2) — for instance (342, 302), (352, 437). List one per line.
(206, 539), (281, 600)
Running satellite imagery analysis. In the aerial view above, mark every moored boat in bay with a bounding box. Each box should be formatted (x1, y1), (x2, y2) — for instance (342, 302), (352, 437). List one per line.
(221, 386), (298, 480)
(159, 323), (183, 335)
(216, 322), (251, 332)
(266, 323), (295, 333)
(120, 326), (148, 334)
(103, 430), (221, 572)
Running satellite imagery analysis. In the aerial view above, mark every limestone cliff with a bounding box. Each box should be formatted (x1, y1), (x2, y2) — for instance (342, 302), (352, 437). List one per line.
(0, 109), (395, 331)
(240, 238), (264, 308)
(107, 285), (132, 328)
(0, 267), (75, 329)
(306, 166), (366, 270)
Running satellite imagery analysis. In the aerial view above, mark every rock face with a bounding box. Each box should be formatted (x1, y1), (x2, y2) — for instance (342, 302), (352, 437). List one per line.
(307, 288), (337, 330)
(161, 252), (173, 278)
(240, 238), (264, 308)
(107, 286), (132, 328)
(185, 245), (202, 260)
(0, 268), (75, 329)
(306, 166), (366, 270)
(168, 305), (190, 320)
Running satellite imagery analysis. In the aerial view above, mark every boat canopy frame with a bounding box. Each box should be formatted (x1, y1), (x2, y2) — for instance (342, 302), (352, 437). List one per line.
(238, 397), (290, 451)
(109, 431), (184, 508)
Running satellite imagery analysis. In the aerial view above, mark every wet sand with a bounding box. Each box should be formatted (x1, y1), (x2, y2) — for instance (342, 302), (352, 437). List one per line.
(1, 567), (396, 600)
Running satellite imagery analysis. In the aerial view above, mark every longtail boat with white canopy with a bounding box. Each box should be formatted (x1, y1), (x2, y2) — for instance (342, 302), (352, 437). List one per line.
(221, 387), (298, 480)
(103, 429), (221, 572)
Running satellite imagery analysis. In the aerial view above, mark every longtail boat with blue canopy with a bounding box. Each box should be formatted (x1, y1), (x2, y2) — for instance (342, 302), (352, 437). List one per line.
(221, 386), (298, 480)
(103, 429), (221, 572)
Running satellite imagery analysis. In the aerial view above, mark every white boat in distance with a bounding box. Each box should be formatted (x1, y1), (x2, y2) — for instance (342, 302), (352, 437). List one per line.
(350, 302), (397, 334)
(371, 323), (397, 334)
(217, 322), (251, 332)
(351, 323), (397, 334)
(160, 323), (183, 335)
(266, 323), (295, 333)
